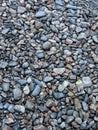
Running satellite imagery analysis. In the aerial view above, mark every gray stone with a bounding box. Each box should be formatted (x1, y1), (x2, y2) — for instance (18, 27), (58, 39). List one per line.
(22, 62), (29, 68)
(92, 35), (98, 43)
(82, 77), (92, 87)
(31, 85), (41, 96)
(8, 61), (18, 67)
(75, 117), (82, 124)
(82, 101), (88, 111)
(2, 83), (10, 92)
(53, 92), (65, 99)
(2, 28), (10, 34)
(35, 11), (46, 17)
(60, 122), (65, 128)
(53, 68), (65, 75)
(36, 52), (44, 59)
(13, 88), (22, 100)
(77, 33), (86, 40)
(14, 105), (25, 113)
(0, 61), (8, 69)
(66, 116), (74, 123)
(17, 79), (27, 85)
(42, 42), (51, 50)
(44, 76), (53, 82)
(25, 101), (34, 110)
(23, 85), (30, 95)
(17, 6), (26, 13)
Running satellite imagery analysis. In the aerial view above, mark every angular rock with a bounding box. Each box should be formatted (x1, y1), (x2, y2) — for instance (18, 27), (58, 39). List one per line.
(2, 83), (10, 92)
(44, 76), (53, 83)
(53, 92), (65, 99)
(2, 28), (10, 34)
(53, 68), (65, 75)
(92, 35), (98, 43)
(17, 6), (26, 13)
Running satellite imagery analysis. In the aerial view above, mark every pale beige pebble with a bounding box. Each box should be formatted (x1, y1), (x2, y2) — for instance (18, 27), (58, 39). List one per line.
(53, 68), (65, 75)
(74, 98), (81, 110)
(90, 104), (96, 111)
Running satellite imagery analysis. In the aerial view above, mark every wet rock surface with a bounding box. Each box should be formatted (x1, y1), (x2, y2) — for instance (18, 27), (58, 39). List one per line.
(0, 0), (98, 129)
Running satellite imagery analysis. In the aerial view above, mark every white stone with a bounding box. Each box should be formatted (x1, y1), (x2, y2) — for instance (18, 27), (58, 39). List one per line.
(82, 77), (92, 87)
(58, 81), (69, 91)
(23, 85), (30, 95)
(14, 105), (25, 113)
(53, 68), (65, 75)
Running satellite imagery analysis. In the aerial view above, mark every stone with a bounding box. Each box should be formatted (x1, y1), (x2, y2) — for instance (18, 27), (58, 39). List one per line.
(66, 38), (73, 44)
(22, 62), (29, 68)
(2, 28), (10, 34)
(25, 101), (34, 110)
(36, 52), (44, 59)
(2, 125), (12, 130)
(75, 117), (82, 124)
(77, 33), (86, 40)
(17, 79), (27, 85)
(92, 35), (98, 43)
(0, 75), (2, 83)
(35, 11), (46, 17)
(66, 116), (74, 123)
(2, 83), (10, 92)
(23, 85), (30, 95)
(34, 125), (45, 130)
(42, 42), (51, 50)
(58, 81), (69, 92)
(44, 76), (53, 82)
(53, 92), (65, 99)
(60, 122), (65, 128)
(13, 88), (22, 100)
(17, 6), (26, 13)
(8, 104), (14, 113)
(53, 68), (65, 75)
(14, 105), (25, 113)
(82, 77), (92, 87)
(31, 85), (41, 96)
(0, 61), (8, 69)
(82, 101), (88, 111)
(74, 98), (81, 110)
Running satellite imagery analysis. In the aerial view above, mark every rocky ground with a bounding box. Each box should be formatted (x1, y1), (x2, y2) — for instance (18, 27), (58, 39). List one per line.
(0, 0), (98, 130)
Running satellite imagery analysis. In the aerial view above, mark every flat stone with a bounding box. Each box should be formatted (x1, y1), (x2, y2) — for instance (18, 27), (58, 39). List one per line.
(53, 68), (65, 75)
(34, 125), (45, 130)
(2, 83), (10, 92)
(35, 11), (46, 17)
(44, 76), (53, 82)
(82, 77), (92, 87)
(66, 116), (74, 123)
(14, 105), (25, 113)
(2, 28), (10, 34)
(13, 88), (22, 100)
(53, 92), (65, 99)
(17, 6), (26, 13)
(0, 61), (8, 69)
(77, 33), (86, 40)
(82, 101), (88, 111)
(31, 85), (41, 96)
(58, 81), (69, 92)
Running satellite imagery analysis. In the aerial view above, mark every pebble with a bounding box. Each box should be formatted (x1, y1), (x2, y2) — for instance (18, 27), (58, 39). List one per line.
(82, 101), (88, 111)
(66, 116), (74, 123)
(58, 80), (69, 92)
(25, 101), (34, 110)
(17, 6), (26, 13)
(34, 125), (45, 130)
(82, 77), (92, 87)
(44, 76), (53, 82)
(0, 61), (8, 69)
(35, 11), (46, 17)
(13, 88), (22, 100)
(2, 125), (12, 130)
(31, 85), (41, 96)
(77, 33), (86, 40)
(23, 85), (30, 95)
(53, 68), (65, 75)
(22, 62), (29, 68)
(2, 28), (10, 34)
(92, 35), (98, 43)
(42, 41), (51, 50)
(2, 83), (10, 92)
(14, 105), (25, 113)
(53, 92), (65, 99)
